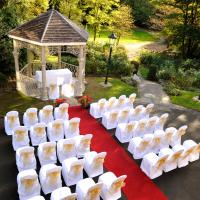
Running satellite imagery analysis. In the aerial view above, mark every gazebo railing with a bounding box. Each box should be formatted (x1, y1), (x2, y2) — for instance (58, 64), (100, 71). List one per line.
(61, 62), (78, 77)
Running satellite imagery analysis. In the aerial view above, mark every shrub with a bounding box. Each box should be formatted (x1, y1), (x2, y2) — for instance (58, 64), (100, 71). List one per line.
(121, 76), (137, 87)
(147, 64), (158, 81)
(157, 67), (176, 81)
(181, 59), (200, 70)
(193, 72), (200, 89)
(164, 82), (182, 96)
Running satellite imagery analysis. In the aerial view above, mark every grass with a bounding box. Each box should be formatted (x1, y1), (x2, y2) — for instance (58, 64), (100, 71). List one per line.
(170, 90), (200, 111)
(0, 91), (53, 116)
(84, 77), (137, 102)
(88, 28), (157, 44)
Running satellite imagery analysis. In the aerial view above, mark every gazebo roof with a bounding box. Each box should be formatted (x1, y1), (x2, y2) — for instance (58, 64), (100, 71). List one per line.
(9, 9), (89, 46)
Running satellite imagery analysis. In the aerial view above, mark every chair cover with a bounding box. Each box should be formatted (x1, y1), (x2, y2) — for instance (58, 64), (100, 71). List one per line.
(171, 125), (188, 146)
(47, 119), (64, 142)
(128, 134), (153, 159)
(64, 118), (80, 138)
(39, 105), (54, 124)
(98, 172), (127, 200)
(90, 98), (107, 119)
(183, 140), (199, 162)
(141, 153), (169, 179)
(12, 126), (29, 151)
(145, 116), (159, 134)
(75, 134), (93, 158)
(143, 103), (154, 119)
(152, 130), (165, 153)
(115, 121), (138, 143)
(76, 178), (102, 200)
(134, 119), (147, 137)
(48, 84), (60, 100)
(84, 151), (107, 178)
(62, 157), (84, 186)
(30, 123), (47, 146)
(16, 146), (36, 172)
(39, 164), (62, 195)
(51, 187), (77, 200)
(54, 103), (69, 120)
(57, 138), (76, 163)
(17, 169), (40, 200)
(129, 105), (145, 122)
(164, 127), (177, 148)
(106, 97), (117, 112)
(4, 111), (20, 135)
(155, 113), (169, 131)
(61, 82), (75, 97)
(27, 196), (45, 200)
(102, 111), (119, 130)
(23, 108), (38, 129)
(117, 108), (130, 124)
(115, 95), (127, 110)
(38, 142), (57, 166)
(126, 93), (136, 108)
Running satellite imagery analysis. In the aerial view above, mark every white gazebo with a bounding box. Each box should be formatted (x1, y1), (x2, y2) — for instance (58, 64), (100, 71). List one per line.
(9, 9), (89, 100)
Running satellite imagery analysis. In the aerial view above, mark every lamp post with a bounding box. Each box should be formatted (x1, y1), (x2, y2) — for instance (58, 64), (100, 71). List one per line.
(104, 32), (117, 85)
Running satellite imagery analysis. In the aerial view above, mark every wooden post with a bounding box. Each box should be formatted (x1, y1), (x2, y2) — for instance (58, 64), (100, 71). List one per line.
(58, 46), (62, 68)
(41, 46), (48, 100)
(13, 40), (20, 90)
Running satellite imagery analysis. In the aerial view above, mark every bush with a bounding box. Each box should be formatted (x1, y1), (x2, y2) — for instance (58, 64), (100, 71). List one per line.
(121, 76), (137, 87)
(181, 59), (200, 70)
(193, 72), (200, 89)
(147, 64), (158, 81)
(157, 66), (176, 81)
(164, 82), (182, 96)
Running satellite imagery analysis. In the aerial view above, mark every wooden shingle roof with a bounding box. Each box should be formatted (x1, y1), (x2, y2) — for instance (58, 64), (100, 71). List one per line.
(9, 9), (89, 46)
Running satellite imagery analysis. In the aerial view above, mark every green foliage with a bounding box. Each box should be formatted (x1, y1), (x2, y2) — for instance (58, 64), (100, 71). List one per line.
(164, 82), (182, 96)
(193, 72), (200, 89)
(121, 76), (137, 87)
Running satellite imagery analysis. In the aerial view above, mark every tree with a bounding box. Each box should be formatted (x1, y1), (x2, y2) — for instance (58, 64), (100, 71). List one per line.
(85, 0), (120, 42)
(109, 4), (133, 45)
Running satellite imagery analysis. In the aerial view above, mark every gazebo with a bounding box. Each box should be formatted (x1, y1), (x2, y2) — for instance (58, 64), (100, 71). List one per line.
(9, 9), (89, 100)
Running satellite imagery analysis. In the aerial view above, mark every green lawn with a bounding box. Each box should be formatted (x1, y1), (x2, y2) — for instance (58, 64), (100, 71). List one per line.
(0, 91), (53, 116)
(88, 28), (157, 44)
(170, 90), (200, 111)
(84, 77), (137, 102)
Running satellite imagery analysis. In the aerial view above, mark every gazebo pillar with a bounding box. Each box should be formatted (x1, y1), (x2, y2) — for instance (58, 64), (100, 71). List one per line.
(13, 40), (20, 90)
(58, 46), (62, 68)
(41, 46), (48, 100)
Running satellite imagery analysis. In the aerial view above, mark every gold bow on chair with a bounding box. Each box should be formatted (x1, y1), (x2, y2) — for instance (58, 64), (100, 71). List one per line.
(135, 107), (142, 115)
(93, 157), (104, 168)
(60, 106), (68, 116)
(129, 96), (135, 103)
(139, 140), (149, 151)
(62, 196), (76, 200)
(155, 156), (168, 171)
(81, 138), (91, 148)
(53, 122), (62, 134)
(49, 84), (57, 93)
(70, 122), (79, 131)
(166, 131), (173, 142)
(153, 137), (161, 147)
(126, 124), (134, 133)
(22, 151), (33, 165)
(44, 146), (55, 158)
(98, 102), (105, 110)
(149, 119), (156, 127)
(194, 144), (200, 154)
(182, 147), (195, 160)
(27, 112), (37, 122)
(87, 187), (101, 200)
(111, 180), (126, 193)
(139, 122), (146, 131)
(71, 164), (83, 175)
(7, 115), (17, 128)
(63, 143), (74, 152)
(110, 112), (118, 122)
(177, 129), (186, 137)
(118, 98), (125, 105)
(121, 110), (129, 119)
(21, 178), (36, 191)
(34, 127), (45, 136)
(43, 109), (52, 117)
(171, 151), (182, 162)
(48, 171), (60, 185)
(15, 130), (26, 141)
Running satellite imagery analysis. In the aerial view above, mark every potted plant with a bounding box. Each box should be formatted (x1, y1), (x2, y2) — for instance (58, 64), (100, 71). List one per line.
(78, 95), (93, 108)
(54, 98), (68, 107)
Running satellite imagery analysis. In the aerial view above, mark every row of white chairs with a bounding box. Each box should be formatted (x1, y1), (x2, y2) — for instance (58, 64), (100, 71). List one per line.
(16, 134), (93, 171)
(128, 126), (188, 159)
(11, 117), (81, 150)
(140, 140), (200, 179)
(5, 103), (69, 135)
(115, 114), (170, 143)
(19, 166), (126, 200)
(90, 93), (137, 118)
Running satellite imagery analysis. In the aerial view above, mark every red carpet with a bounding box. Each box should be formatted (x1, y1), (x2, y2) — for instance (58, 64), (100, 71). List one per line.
(69, 106), (168, 200)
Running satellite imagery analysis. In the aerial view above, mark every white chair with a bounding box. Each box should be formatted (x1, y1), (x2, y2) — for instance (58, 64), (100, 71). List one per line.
(142, 103), (154, 119)
(126, 93), (136, 108)
(62, 157), (84, 186)
(51, 187), (77, 200)
(117, 108), (129, 124)
(4, 111), (20, 135)
(183, 140), (200, 162)
(115, 121), (138, 143)
(75, 134), (93, 158)
(12, 126), (29, 151)
(128, 134), (153, 159)
(115, 95), (127, 110)
(164, 127), (177, 148)
(102, 111), (119, 130)
(64, 118), (80, 138)
(98, 172), (127, 200)
(90, 98), (107, 119)
(129, 105), (145, 122)
(106, 97), (117, 111)
(38, 142), (57, 166)
(84, 151), (107, 178)
(134, 119), (147, 137)
(30, 123), (47, 146)
(39, 105), (54, 124)
(145, 116), (159, 134)
(54, 103), (69, 120)
(47, 119), (64, 142)
(171, 125), (188, 146)
(155, 113), (169, 131)
(17, 169), (40, 200)
(152, 130), (165, 153)
(27, 196), (45, 200)
(57, 138), (76, 163)
(61, 82), (75, 97)
(76, 178), (102, 200)
(141, 153), (169, 179)
(48, 84), (60, 100)
(39, 164), (62, 195)
(23, 108), (38, 129)
(16, 146), (36, 172)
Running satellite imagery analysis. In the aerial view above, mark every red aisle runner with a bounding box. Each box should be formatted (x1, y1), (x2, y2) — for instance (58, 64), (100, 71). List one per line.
(69, 106), (167, 200)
